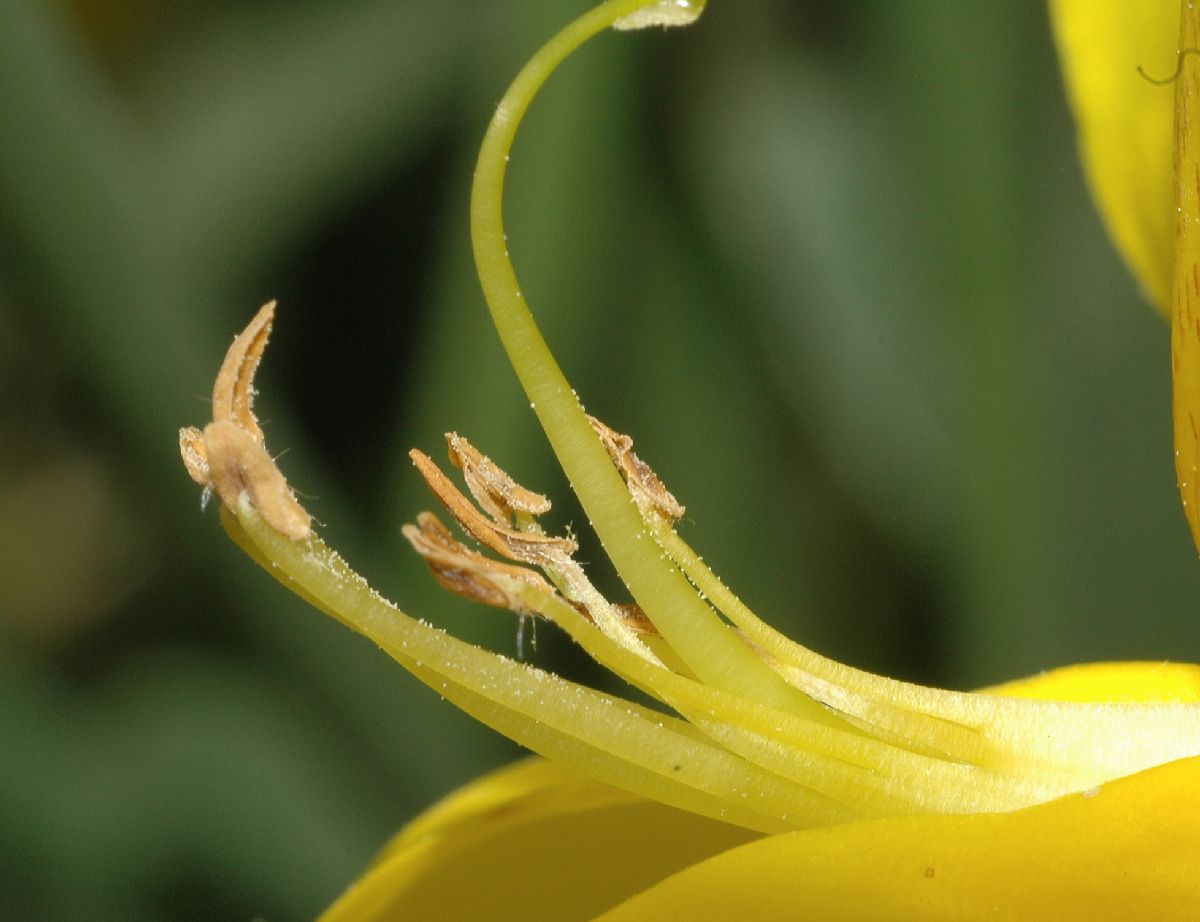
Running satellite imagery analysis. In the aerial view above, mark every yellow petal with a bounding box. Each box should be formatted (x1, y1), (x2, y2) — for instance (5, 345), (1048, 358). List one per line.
(595, 755), (1200, 922)
(1049, 0), (1176, 311)
(983, 659), (1200, 703)
(319, 757), (759, 922)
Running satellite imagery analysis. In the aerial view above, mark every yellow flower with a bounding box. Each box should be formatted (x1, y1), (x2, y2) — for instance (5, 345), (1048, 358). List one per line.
(181, 1), (1200, 918)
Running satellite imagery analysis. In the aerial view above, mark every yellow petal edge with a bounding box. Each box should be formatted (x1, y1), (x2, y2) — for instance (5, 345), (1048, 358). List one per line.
(1049, 0), (1176, 311)
(320, 661), (1200, 920)
(598, 755), (1200, 922)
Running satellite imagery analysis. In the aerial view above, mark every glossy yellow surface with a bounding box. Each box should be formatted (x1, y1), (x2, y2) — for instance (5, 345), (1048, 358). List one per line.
(315, 664), (1200, 920)
(598, 756), (1200, 921)
(319, 758), (759, 922)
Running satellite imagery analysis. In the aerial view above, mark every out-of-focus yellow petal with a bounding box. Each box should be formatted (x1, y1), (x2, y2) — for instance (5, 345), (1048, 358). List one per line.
(319, 757), (760, 922)
(984, 659), (1200, 702)
(1049, 0), (1176, 311)
(596, 755), (1200, 922)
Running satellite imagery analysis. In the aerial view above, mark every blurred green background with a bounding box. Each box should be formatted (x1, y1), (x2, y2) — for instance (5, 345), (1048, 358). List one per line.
(2, 0), (1197, 918)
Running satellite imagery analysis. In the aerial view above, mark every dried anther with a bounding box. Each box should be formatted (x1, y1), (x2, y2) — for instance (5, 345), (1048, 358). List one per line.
(178, 301), (311, 540)
(403, 512), (555, 613)
(601, 602), (657, 636)
(588, 416), (685, 521)
(410, 440), (662, 661)
(403, 510), (657, 640)
(410, 448), (576, 566)
(446, 432), (552, 524)
(212, 300), (273, 441)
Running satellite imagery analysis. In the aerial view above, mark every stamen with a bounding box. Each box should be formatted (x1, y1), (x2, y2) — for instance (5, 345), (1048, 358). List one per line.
(409, 449), (576, 567)
(177, 301), (310, 539)
(227, 499), (853, 833)
(446, 432), (553, 524)
(589, 416), (685, 521)
(402, 429), (1073, 814)
(411, 444), (660, 663)
(402, 511), (556, 615)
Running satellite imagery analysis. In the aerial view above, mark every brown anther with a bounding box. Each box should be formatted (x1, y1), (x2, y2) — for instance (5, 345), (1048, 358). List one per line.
(588, 416), (685, 521)
(403, 512), (556, 614)
(582, 601), (658, 636)
(213, 300), (274, 441)
(177, 301), (312, 540)
(446, 432), (552, 524)
(410, 449), (575, 566)
(410, 445), (660, 649)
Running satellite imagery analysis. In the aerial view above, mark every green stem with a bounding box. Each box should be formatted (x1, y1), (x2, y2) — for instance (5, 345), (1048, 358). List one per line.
(470, 0), (834, 718)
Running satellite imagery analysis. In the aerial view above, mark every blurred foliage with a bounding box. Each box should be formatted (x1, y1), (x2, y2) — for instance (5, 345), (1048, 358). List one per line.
(2, 0), (1198, 918)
